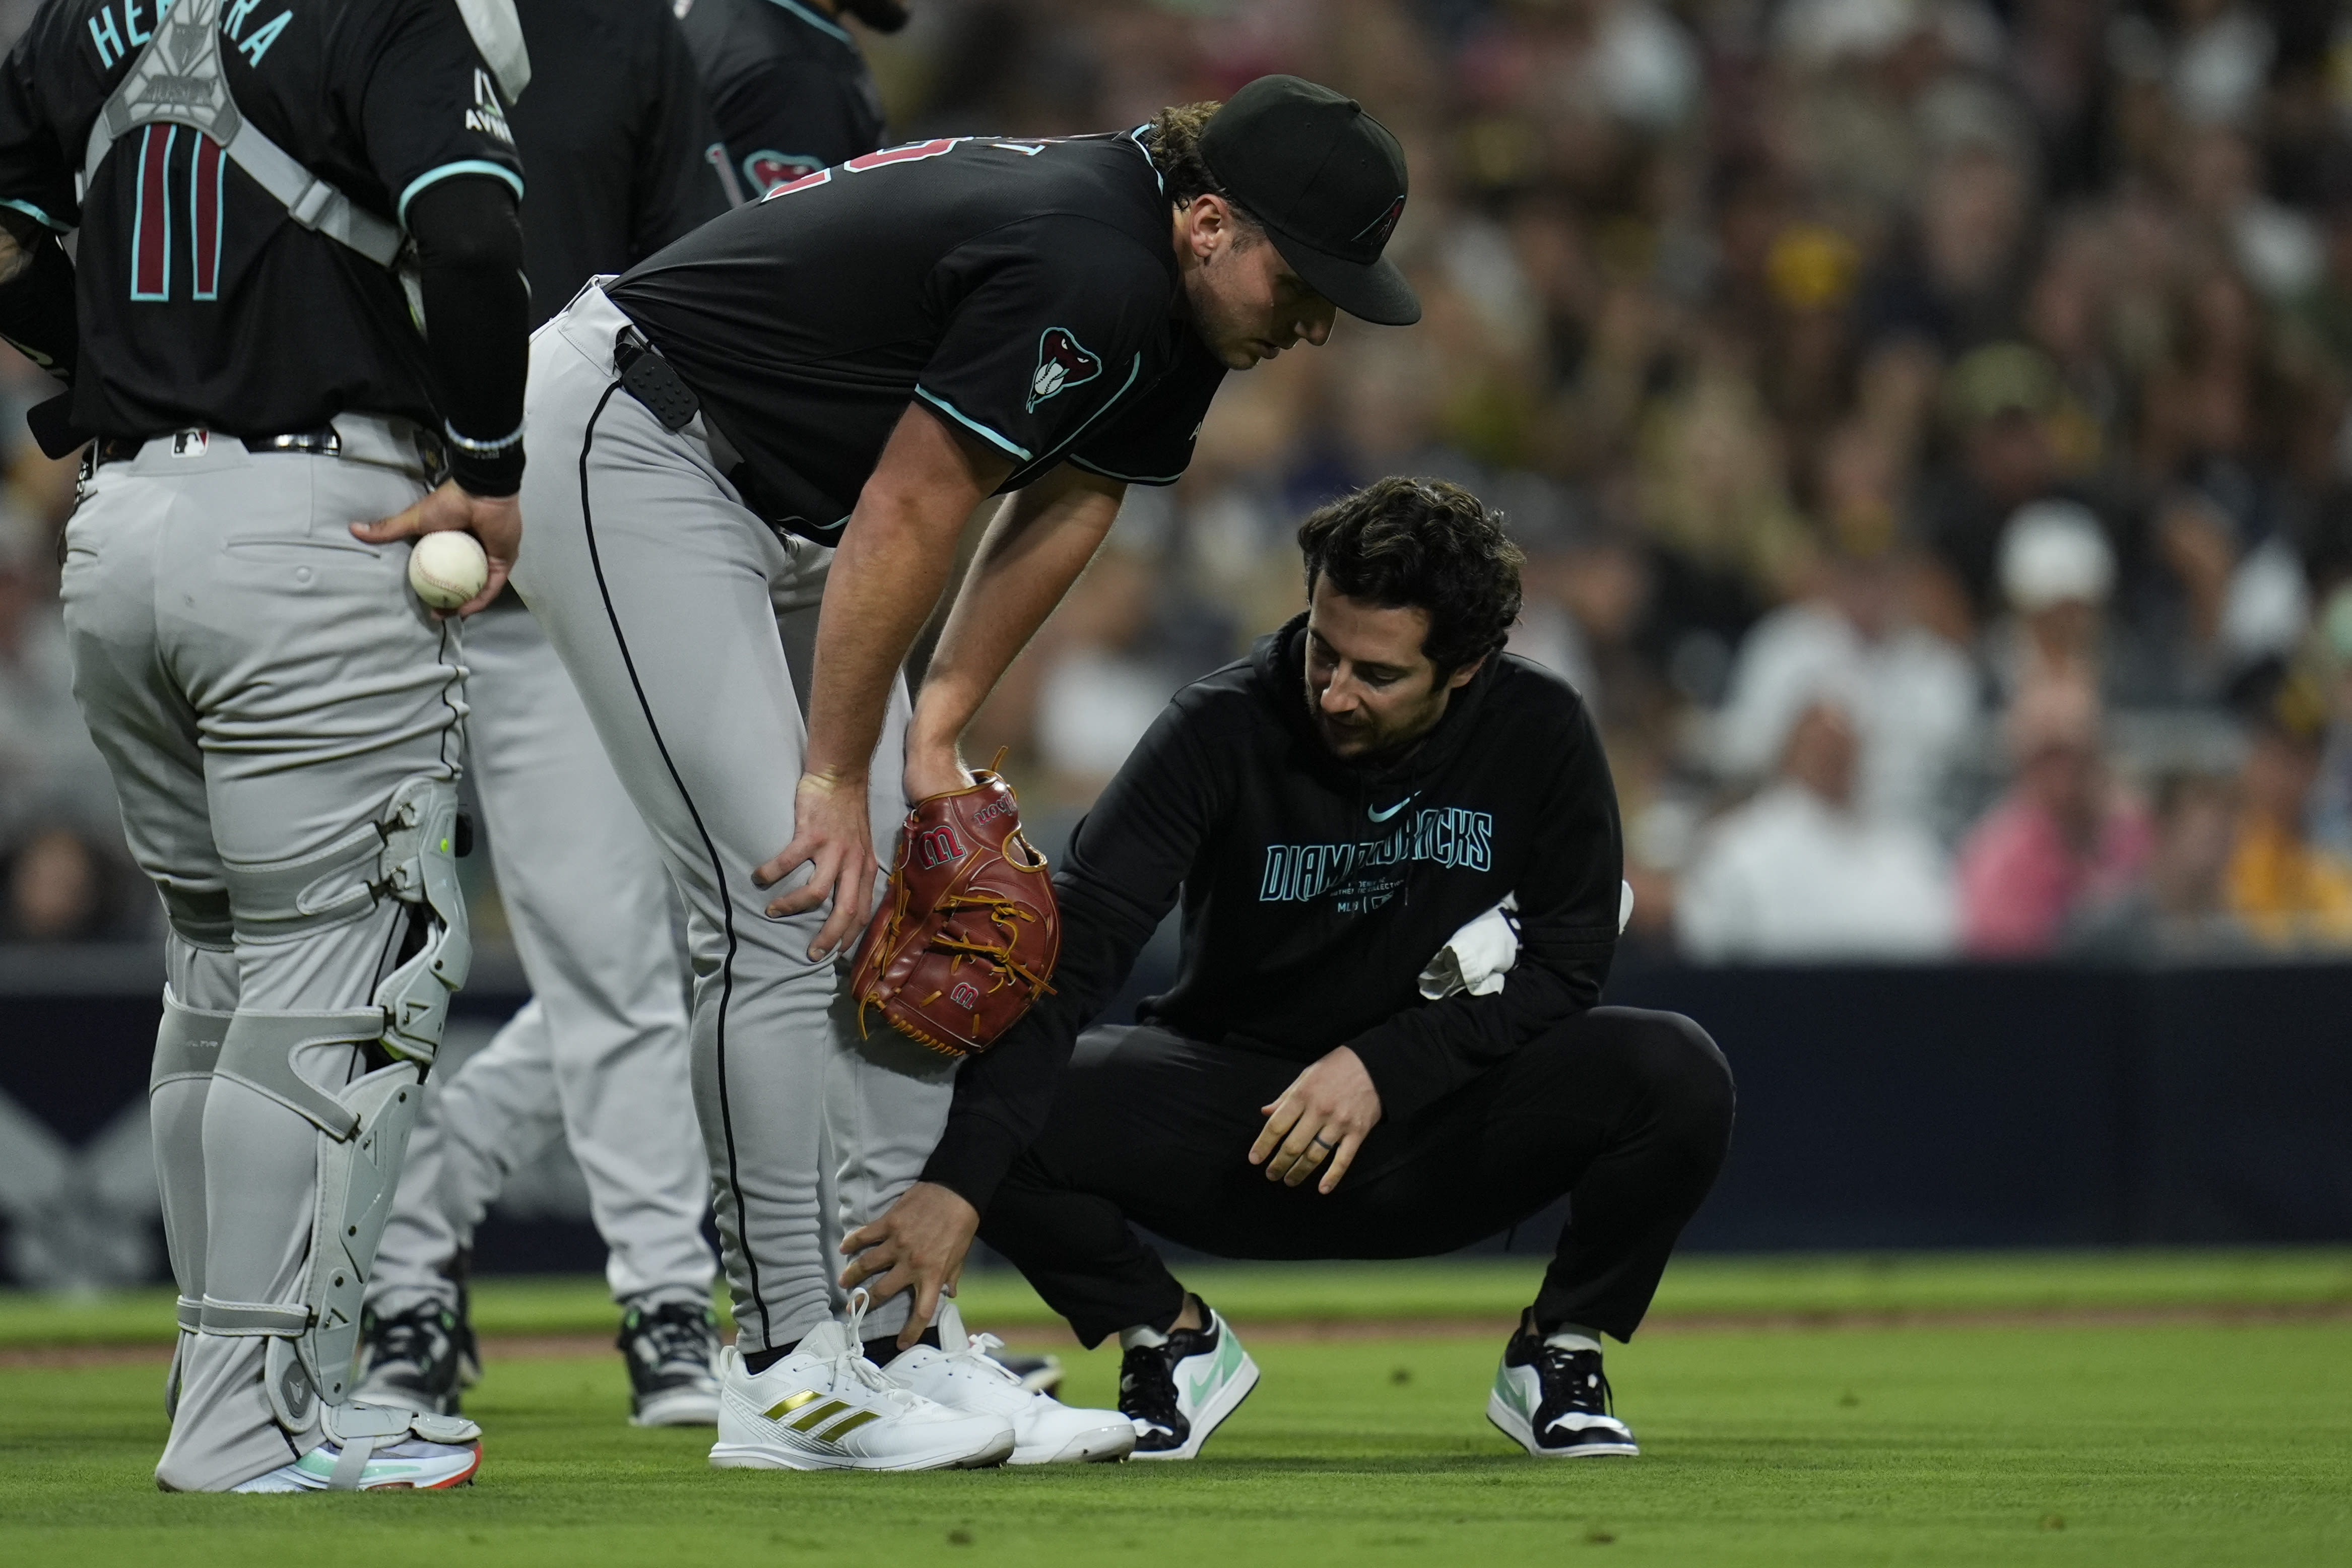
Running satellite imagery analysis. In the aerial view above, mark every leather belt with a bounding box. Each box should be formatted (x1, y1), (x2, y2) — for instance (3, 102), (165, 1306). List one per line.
(81, 426), (448, 479)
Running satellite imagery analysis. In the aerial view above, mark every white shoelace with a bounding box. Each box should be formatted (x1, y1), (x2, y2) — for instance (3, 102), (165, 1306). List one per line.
(941, 1330), (1028, 1388)
(836, 1289), (922, 1407)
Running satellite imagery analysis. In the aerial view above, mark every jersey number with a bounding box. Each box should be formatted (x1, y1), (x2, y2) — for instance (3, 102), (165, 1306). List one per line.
(757, 137), (964, 204)
(128, 124), (229, 303)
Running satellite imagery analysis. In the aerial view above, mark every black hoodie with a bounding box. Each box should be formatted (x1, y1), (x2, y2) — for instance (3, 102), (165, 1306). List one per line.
(921, 613), (1625, 1210)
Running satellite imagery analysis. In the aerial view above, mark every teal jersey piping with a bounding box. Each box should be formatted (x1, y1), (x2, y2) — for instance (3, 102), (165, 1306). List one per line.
(913, 387), (1032, 461)
(1, 197), (68, 231)
(760, 0), (852, 45)
(397, 160), (525, 229)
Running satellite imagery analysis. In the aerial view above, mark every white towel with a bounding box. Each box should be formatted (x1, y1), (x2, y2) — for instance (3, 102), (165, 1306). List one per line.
(1418, 896), (1520, 999)
(1416, 882), (1636, 1001)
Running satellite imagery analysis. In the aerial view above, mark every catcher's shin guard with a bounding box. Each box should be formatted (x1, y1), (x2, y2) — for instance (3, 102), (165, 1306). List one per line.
(153, 988), (233, 1418)
(848, 762), (1060, 1057)
(208, 1019), (427, 1418)
(208, 777), (472, 1423)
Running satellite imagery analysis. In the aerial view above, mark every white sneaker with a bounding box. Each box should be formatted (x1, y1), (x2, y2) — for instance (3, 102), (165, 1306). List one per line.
(225, 1404), (483, 1492)
(881, 1301), (1135, 1465)
(230, 1438), (481, 1492)
(708, 1291), (1014, 1472)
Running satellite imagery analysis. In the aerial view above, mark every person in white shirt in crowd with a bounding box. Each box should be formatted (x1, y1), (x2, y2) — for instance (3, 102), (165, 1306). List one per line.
(1677, 678), (1958, 961)
(1712, 529), (1978, 835)
(1987, 498), (2115, 698)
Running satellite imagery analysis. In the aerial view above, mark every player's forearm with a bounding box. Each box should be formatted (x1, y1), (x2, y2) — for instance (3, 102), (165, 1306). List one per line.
(807, 404), (1007, 784)
(407, 178), (529, 497)
(912, 467), (1126, 762)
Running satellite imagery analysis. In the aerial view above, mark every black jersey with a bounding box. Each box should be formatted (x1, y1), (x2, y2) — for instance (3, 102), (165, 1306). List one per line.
(609, 130), (1228, 545)
(924, 621), (1625, 1208)
(675, 0), (882, 199)
(510, 0), (728, 325)
(0, 0), (522, 441)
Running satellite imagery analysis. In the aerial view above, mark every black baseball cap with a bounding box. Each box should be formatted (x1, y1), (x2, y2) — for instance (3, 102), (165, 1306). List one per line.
(1199, 76), (1420, 326)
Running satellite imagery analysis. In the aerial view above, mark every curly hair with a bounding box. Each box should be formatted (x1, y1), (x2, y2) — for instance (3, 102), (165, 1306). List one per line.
(1147, 101), (1263, 239)
(1297, 478), (1526, 676)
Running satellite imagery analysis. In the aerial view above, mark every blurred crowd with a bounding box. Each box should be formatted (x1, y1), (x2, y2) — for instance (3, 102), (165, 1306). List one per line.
(875, 0), (2352, 963)
(6, 0), (2352, 962)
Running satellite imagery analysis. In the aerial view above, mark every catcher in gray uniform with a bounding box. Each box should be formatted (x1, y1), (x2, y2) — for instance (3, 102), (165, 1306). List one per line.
(0, 0), (529, 1492)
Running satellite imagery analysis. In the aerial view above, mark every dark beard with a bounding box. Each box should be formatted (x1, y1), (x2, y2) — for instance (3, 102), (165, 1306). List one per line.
(837, 0), (910, 31)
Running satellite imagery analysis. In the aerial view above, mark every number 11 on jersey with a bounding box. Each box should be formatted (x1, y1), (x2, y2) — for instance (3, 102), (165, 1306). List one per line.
(128, 123), (230, 304)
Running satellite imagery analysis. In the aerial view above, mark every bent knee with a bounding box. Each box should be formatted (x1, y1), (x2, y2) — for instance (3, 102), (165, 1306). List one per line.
(1599, 1006), (1735, 1129)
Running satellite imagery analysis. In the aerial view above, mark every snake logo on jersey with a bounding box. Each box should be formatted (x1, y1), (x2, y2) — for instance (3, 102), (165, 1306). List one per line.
(1027, 327), (1102, 411)
(743, 150), (822, 196)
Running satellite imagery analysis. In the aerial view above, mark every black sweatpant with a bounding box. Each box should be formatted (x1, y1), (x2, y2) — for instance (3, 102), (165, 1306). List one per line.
(978, 1007), (1735, 1348)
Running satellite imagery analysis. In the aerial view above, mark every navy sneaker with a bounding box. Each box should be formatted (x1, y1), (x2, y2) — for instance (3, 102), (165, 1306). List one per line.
(1118, 1297), (1259, 1460)
(1487, 1327), (1639, 1457)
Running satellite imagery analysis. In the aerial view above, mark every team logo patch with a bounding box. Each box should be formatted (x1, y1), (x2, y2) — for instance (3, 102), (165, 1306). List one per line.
(1027, 327), (1103, 411)
(1354, 193), (1406, 250)
(465, 69), (514, 148)
(745, 151), (823, 195)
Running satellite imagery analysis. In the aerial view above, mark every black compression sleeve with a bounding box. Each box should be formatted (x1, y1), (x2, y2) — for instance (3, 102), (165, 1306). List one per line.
(0, 220), (78, 386)
(406, 176), (529, 496)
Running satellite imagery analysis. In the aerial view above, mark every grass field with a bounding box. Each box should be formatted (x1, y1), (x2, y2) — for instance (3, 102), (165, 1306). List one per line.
(4, 1252), (2347, 1566)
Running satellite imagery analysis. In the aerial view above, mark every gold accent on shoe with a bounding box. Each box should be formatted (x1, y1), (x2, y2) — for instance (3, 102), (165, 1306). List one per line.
(763, 1389), (825, 1420)
(815, 1409), (882, 1443)
(789, 1399), (851, 1431)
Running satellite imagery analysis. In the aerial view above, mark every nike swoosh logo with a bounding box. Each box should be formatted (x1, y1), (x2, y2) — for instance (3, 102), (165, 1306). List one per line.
(1367, 794), (1418, 823)
(1186, 1332), (1241, 1408)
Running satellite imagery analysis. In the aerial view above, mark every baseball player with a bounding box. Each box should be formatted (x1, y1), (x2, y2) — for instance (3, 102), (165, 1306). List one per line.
(678, 0), (899, 201)
(509, 77), (1420, 1470)
(0, 0), (527, 1492)
(354, 0), (732, 1429)
(844, 478), (1738, 1460)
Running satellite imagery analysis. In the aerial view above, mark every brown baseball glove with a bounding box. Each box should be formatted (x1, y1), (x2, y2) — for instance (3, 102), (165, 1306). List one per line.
(848, 763), (1060, 1057)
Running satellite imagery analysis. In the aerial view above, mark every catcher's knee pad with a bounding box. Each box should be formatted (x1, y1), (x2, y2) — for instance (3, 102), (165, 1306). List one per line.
(372, 776), (473, 1063)
(209, 1011), (428, 1421)
(220, 775), (472, 1066)
(152, 988), (233, 1420)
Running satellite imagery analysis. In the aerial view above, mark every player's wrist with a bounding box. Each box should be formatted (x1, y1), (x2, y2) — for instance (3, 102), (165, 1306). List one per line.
(449, 442), (524, 500)
(798, 765), (868, 796)
(451, 466), (521, 501)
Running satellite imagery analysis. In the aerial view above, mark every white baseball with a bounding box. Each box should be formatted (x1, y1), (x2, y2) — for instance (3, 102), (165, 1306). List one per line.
(408, 531), (490, 610)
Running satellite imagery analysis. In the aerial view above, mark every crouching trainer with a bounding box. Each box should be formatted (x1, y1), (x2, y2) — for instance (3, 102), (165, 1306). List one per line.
(844, 477), (1735, 1461)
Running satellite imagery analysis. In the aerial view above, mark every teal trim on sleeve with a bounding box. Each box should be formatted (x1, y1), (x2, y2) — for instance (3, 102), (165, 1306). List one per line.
(762, 0), (852, 44)
(913, 387), (1032, 462)
(0, 197), (69, 232)
(1068, 454), (1181, 486)
(396, 160), (525, 228)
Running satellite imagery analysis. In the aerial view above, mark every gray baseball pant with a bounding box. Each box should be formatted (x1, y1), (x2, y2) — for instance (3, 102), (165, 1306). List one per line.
(60, 420), (462, 1493)
(512, 284), (955, 1352)
(369, 604), (716, 1320)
